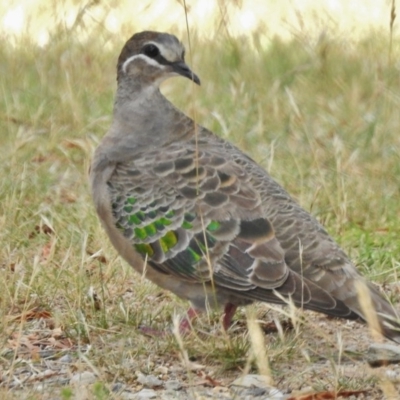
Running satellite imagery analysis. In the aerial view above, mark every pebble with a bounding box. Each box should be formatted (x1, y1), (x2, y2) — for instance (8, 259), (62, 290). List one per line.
(230, 374), (285, 399)
(121, 392), (137, 400)
(385, 369), (399, 379)
(231, 374), (272, 388)
(135, 388), (157, 399)
(59, 354), (73, 364)
(137, 374), (164, 388)
(212, 386), (230, 394)
(112, 382), (126, 393)
(164, 380), (182, 391)
(161, 392), (186, 400)
(34, 384), (44, 391)
(367, 343), (400, 367)
(70, 371), (97, 385)
(155, 366), (169, 375)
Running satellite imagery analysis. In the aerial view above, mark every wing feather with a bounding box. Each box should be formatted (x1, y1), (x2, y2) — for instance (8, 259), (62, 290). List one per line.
(107, 139), (356, 318)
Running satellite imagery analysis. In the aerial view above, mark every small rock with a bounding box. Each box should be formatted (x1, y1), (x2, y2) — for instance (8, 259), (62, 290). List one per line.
(161, 392), (186, 400)
(169, 366), (183, 373)
(230, 374), (284, 399)
(112, 382), (126, 393)
(344, 346), (359, 354)
(232, 387), (267, 398)
(385, 369), (399, 379)
(137, 374), (164, 388)
(164, 379), (182, 391)
(367, 343), (400, 367)
(247, 387), (266, 397)
(136, 388), (157, 399)
(34, 384), (44, 391)
(231, 374), (271, 388)
(70, 371), (96, 385)
(121, 392), (136, 400)
(59, 354), (73, 363)
(155, 366), (168, 375)
(212, 386), (229, 393)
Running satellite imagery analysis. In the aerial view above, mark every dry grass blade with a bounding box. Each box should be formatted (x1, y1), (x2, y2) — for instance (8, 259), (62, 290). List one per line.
(356, 280), (383, 342)
(246, 308), (273, 385)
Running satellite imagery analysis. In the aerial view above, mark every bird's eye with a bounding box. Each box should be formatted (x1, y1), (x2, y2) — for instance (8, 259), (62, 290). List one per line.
(143, 44), (160, 58)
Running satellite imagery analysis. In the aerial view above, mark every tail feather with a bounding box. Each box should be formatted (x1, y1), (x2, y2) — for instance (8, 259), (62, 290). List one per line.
(231, 272), (400, 343)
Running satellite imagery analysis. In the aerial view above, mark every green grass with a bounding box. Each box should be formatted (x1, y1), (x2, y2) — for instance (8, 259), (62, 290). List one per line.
(1, 14), (400, 399)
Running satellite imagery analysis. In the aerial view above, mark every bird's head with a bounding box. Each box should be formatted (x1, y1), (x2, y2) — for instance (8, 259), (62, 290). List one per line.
(117, 31), (200, 87)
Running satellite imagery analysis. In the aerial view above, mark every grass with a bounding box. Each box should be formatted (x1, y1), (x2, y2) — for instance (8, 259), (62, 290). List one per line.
(1, 5), (400, 399)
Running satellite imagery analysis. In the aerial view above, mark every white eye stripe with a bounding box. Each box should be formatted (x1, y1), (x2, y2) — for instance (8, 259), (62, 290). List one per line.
(145, 41), (181, 63)
(122, 54), (164, 74)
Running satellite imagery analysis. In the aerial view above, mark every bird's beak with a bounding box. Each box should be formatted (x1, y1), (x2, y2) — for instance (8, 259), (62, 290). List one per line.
(171, 61), (201, 85)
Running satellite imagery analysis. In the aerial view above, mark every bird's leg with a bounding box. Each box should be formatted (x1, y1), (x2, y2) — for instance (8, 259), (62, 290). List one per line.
(178, 307), (200, 334)
(222, 303), (238, 331)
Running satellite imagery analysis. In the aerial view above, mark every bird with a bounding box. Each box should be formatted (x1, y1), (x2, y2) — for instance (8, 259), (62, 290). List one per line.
(90, 30), (400, 342)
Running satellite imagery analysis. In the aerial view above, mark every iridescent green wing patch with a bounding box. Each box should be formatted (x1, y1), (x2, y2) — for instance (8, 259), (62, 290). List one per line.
(112, 188), (224, 279)
(207, 220), (221, 232)
(160, 231), (178, 252)
(112, 194), (178, 241)
(161, 227), (218, 276)
(134, 243), (154, 257)
(134, 218), (221, 281)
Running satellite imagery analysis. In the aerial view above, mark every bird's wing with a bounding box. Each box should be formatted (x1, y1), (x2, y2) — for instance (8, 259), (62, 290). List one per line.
(107, 138), (354, 317)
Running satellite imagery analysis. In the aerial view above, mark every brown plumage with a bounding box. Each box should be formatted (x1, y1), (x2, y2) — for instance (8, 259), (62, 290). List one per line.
(90, 31), (400, 342)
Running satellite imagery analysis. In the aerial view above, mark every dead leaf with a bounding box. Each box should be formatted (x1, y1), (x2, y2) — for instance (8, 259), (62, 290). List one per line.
(7, 329), (74, 360)
(9, 307), (52, 322)
(48, 336), (74, 349)
(196, 371), (222, 387)
(287, 389), (368, 400)
(8, 332), (42, 359)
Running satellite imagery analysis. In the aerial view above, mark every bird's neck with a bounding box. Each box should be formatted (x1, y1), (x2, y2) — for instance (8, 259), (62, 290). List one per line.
(109, 81), (194, 151)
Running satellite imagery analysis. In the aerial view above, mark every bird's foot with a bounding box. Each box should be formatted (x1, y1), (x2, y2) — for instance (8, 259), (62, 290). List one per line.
(139, 304), (237, 336)
(176, 307), (200, 334)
